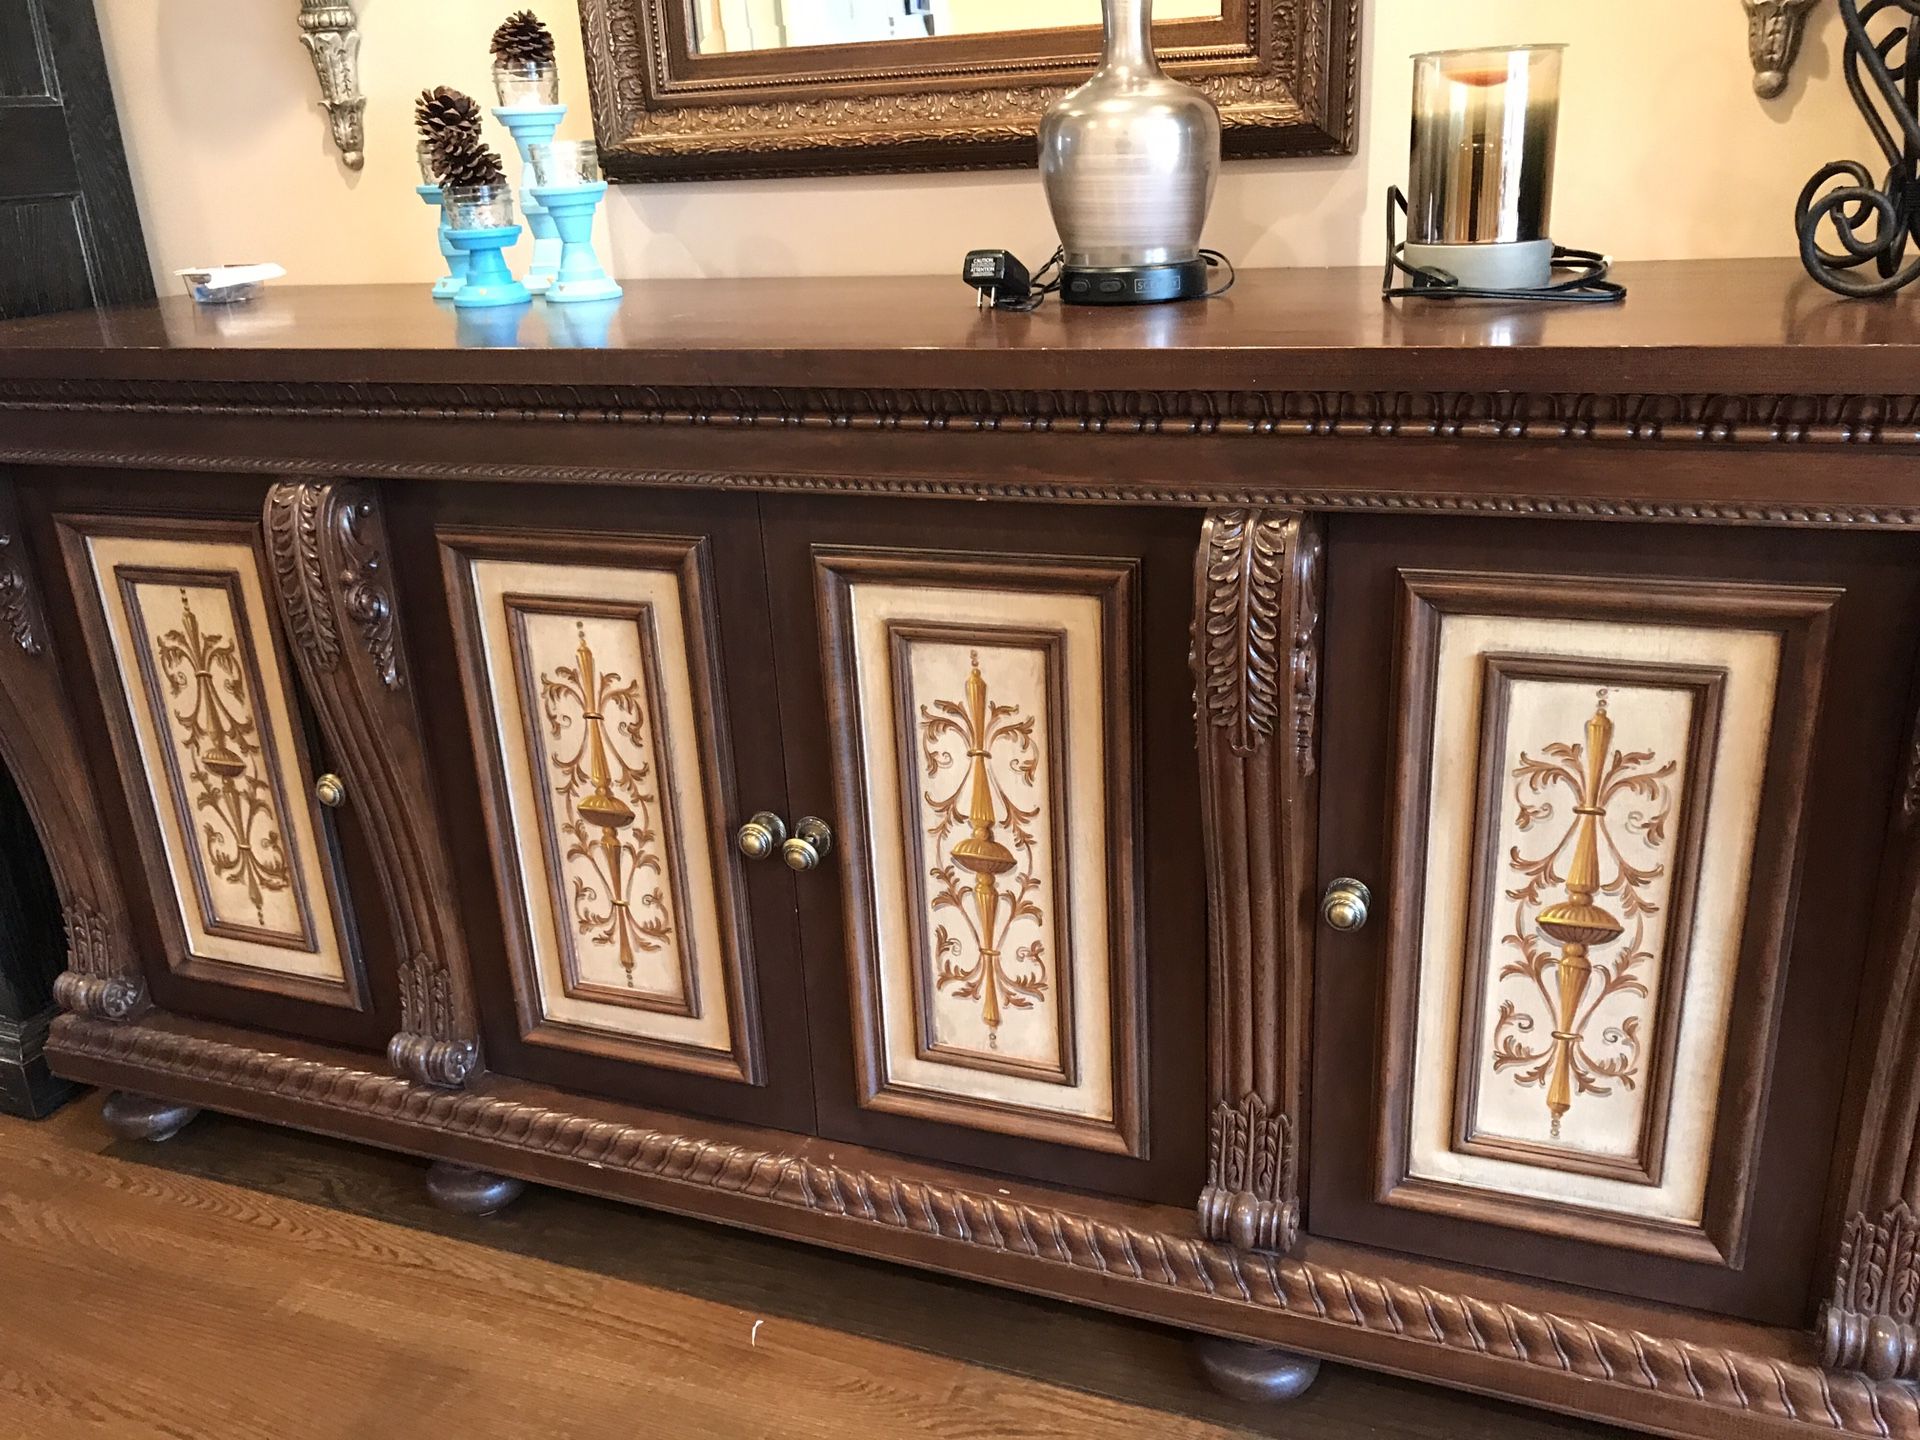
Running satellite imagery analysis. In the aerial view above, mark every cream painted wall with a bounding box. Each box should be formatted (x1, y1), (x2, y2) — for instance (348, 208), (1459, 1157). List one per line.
(94, 0), (1865, 289)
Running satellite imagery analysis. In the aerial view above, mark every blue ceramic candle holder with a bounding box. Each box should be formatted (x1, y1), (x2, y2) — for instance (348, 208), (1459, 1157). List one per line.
(415, 184), (466, 299)
(492, 102), (566, 296)
(442, 186), (529, 309)
(528, 180), (622, 303)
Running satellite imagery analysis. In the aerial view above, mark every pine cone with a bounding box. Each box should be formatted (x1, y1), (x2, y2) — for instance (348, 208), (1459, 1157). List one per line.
(430, 133), (507, 191)
(491, 10), (555, 65)
(414, 86), (482, 147)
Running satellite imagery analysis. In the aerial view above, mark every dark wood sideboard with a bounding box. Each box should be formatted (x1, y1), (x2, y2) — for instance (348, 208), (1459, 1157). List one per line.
(3, 262), (1920, 1438)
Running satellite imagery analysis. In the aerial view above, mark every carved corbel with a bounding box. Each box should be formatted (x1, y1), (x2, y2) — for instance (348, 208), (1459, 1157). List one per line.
(0, 483), (147, 1022)
(264, 481), (478, 1088)
(1192, 509), (1323, 1253)
(298, 0), (365, 170)
(1824, 700), (1920, 1376)
(1746, 0), (1821, 99)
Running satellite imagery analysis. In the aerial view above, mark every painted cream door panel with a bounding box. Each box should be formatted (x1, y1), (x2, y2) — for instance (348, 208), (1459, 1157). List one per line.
(833, 562), (1140, 1154)
(462, 555), (747, 1074)
(85, 533), (353, 990)
(1407, 612), (1780, 1228)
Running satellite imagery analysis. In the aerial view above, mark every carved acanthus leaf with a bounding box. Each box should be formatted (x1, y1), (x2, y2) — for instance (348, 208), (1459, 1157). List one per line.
(1199, 1091), (1296, 1252)
(266, 482), (343, 673)
(1826, 1202), (1920, 1381)
(266, 481), (402, 690)
(0, 525), (45, 658)
(52, 899), (145, 1021)
(1200, 510), (1286, 756)
(390, 951), (476, 1089)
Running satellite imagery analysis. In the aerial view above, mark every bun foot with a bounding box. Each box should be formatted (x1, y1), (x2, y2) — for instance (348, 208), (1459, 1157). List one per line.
(100, 1091), (201, 1143)
(425, 1161), (526, 1216)
(1191, 1335), (1321, 1403)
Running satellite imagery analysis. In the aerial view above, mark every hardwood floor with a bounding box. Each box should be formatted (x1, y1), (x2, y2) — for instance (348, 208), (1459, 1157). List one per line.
(0, 1093), (1630, 1439)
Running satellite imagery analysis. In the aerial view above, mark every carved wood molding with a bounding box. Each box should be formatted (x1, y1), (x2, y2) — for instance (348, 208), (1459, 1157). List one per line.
(262, 481), (476, 1087)
(16, 380), (1920, 450)
(1193, 510), (1322, 1254)
(48, 1010), (1920, 1438)
(20, 444), (1920, 529)
(1825, 1202), (1920, 1381)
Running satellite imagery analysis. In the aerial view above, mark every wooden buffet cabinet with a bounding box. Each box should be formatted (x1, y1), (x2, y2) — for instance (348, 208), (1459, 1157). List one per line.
(4, 262), (1920, 1437)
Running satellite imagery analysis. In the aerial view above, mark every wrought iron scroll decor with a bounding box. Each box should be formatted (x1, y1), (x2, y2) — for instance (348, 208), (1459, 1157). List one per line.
(1796, 0), (1920, 297)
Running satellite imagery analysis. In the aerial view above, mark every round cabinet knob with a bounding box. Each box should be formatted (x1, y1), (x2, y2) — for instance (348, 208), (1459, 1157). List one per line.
(781, 816), (833, 873)
(1321, 878), (1371, 933)
(314, 773), (348, 809)
(736, 811), (786, 861)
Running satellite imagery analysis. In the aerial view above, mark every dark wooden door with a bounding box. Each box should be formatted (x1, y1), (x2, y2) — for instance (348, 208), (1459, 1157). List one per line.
(0, 0), (151, 318)
(26, 469), (402, 1055)
(1309, 514), (1920, 1327)
(762, 495), (1208, 1205)
(389, 480), (818, 1136)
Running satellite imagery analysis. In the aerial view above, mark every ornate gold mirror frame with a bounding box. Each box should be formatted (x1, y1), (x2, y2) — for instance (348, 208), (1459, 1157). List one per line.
(578, 0), (1360, 181)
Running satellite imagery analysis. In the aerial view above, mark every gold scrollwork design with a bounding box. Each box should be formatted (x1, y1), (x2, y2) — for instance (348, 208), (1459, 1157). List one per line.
(155, 590), (291, 925)
(541, 623), (673, 986)
(919, 651), (1047, 1045)
(1491, 689), (1675, 1138)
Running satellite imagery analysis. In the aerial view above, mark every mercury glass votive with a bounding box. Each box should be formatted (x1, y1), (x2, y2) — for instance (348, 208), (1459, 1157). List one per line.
(1405, 44), (1564, 290)
(441, 184), (529, 308)
(529, 139), (600, 187)
(444, 183), (515, 233)
(493, 59), (560, 108)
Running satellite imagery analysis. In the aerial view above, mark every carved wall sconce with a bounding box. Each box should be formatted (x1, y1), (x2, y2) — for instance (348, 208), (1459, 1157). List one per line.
(1746, 0), (1821, 98)
(298, 0), (365, 171)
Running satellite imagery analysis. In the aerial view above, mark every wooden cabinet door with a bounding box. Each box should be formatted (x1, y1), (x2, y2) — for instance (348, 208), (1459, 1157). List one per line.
(396, 481), (814, 1133)
(1310, 515), (1920, 1326)
(42, 473), (395, 1050)
(763, 496), (1206, 1204)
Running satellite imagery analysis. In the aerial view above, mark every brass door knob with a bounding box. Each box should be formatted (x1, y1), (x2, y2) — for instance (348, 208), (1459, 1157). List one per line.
(1321, 878), (1371, 933)
(781, 816), (833, 872)
(737, 812), (786, 860)
(314, 773), (348, 809)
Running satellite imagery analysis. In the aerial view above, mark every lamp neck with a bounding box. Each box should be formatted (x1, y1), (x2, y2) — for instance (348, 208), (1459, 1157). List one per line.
(1102, 0), (1159, 73)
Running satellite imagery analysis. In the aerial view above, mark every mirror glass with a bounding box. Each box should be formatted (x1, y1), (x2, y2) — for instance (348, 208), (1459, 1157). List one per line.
(692, 0), (1224, 55)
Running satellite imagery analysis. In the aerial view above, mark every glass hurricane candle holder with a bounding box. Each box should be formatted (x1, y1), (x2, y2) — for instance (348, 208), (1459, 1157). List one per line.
(441, 184), (529, 309)
(493, 59), (559, 108)
(1404, 44), (1564, 290)
(527, 140), (621, 304)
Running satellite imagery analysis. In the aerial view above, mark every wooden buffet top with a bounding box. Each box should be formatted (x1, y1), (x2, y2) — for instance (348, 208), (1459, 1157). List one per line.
(0, 260), (1911, 396)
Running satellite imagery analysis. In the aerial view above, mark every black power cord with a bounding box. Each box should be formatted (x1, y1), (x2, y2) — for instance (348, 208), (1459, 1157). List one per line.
(964, 246), (1234, 311)
(1380, 187), (1624, 304)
